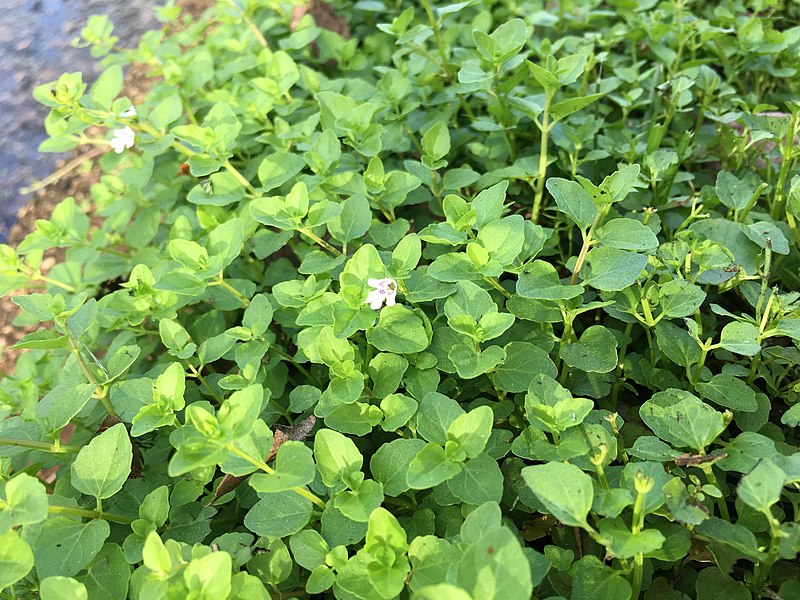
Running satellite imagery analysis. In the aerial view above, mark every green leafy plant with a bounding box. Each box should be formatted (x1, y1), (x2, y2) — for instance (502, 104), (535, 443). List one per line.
(2, 1), (800, 599)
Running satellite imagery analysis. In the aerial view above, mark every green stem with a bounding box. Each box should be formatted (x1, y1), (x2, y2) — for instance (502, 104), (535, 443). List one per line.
(297, 227), (342, 256)
(227, 445), (327, 509)
(0, 499), (134, 525)
(772, 111), (800, 220)
(752, 510), (782, 597)
(570, 205), (607, 285)
(223, 0), (269, 49)
(485, 276), (511, 299)
(700, 464), (730, 521)
(0, 438), (80, 453)
(211, 275), (251, 307)
(531, 94), (553, 223)
(420, 0), (448, 71)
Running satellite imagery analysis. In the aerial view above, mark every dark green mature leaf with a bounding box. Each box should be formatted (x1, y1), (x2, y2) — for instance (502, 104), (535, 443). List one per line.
(584, 247), (647, 291)
(546, 178), (596, 230)
(245, 492), (313, 538)
(34, 518), (110, 578)
(596, 218), (659, 251)
(493, 341), (557, 392)
(737, 458), (785, 511)
(696, 374), (757, 412)
(367, 305), (430, 354)
(640, 389), (726, 451)
(560, 325), (619, 373)
(571, 556), (632, 600)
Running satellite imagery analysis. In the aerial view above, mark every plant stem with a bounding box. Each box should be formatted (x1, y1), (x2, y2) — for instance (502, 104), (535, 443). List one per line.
(227, 445), (326, 509)
(531, 94), (553, 223)
(752, 510), (782, 597)
(0, 438), (80, 453)
(700, 464), (730, 521)
(223, 0), (269, 49)
(771, 110), (800, 220)
(19, 147), (106, 195)
(570, 206), (607, 285)
(297, 227), (342, 256)
(420, 0), (448, 70)
(0, 499), (134, 525)
(485, 276), (511, 299)
(212, 275), (251, 307)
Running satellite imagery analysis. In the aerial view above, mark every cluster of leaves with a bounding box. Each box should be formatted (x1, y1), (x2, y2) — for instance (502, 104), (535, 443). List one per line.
(2, 0), (800, 598)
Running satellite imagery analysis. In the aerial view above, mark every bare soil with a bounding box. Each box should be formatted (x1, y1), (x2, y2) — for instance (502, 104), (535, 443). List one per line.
(0, 0), (213, 375)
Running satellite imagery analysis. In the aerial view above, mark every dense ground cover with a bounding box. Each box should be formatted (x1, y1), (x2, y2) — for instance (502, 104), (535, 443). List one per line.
(1, 0), (800, 598)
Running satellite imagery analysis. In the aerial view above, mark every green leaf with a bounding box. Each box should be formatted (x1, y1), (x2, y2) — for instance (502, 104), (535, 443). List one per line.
(719, 321), (761, 356)
(258, 151), (305, 192)
(640, 389), (726, 451)
(313, 429), (363, 488)
(446, 453), (504, 504)
(597, 519), (665, 559)
(560, 325), (619, 373)
(407, 443), (463, 489)
(422, 122), (451, 164)
(448, 344), (505, 379)
(415, 392), (464, 445)
(596, 218), (658, 251)
(716, 171), (754, 211)
(289, 529), (330, 571)
(39, 576), (88, 600)
(250, 441), (316, 493)
(81, 543), (131, 600)
(34, 518), (110, 578)
(550, 94), (603, 122)
(455, 519), (533, 599)
(696, 374), (758, 412)
(472, 182), (508, 229)
(183, 551), (232, 599)
(218, 385), (264, 440)
(70, 423), (132, 500)
(245, 491), (313, 538)
(142, 532), (171, 574)
(88, 65), (123, 110)
(658, 279), (707, 318)
(367, 305), (430, 354)
(328, 195), (372, 244)
(694, 517), (763, 560)
(737, 458), (785, 511)
(1, 473), (49, 531)
(392, 233), (421, 274)
(516, 260), (584, 300)
(379, 393), (418, 431)
(447, 406), (494, 459)
(522, 462), (593, 527)
(369, 353), (408, 399)
(35, 383), (95, 437)
(493, 341), (557, 392)
(584, 247), (647, 291)
(371, 438), (426, 496)
(477, 216), (525, 265)
(546, 178), (597, 230)
(0, 530), (34, 589)
(570, 556), (632, 600)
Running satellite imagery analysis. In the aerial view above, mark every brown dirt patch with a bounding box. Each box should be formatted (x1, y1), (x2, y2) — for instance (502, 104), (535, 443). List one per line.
(0, 0), (214, 375)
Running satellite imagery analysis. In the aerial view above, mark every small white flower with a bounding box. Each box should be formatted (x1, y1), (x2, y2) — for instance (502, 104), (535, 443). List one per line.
(120, 106), (137, 118)
(366, 278), (398, 310)
(110, 126), (136, 154)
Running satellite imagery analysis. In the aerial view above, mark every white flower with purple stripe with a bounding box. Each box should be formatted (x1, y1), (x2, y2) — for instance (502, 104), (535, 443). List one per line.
(366, 278), (397, 310)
